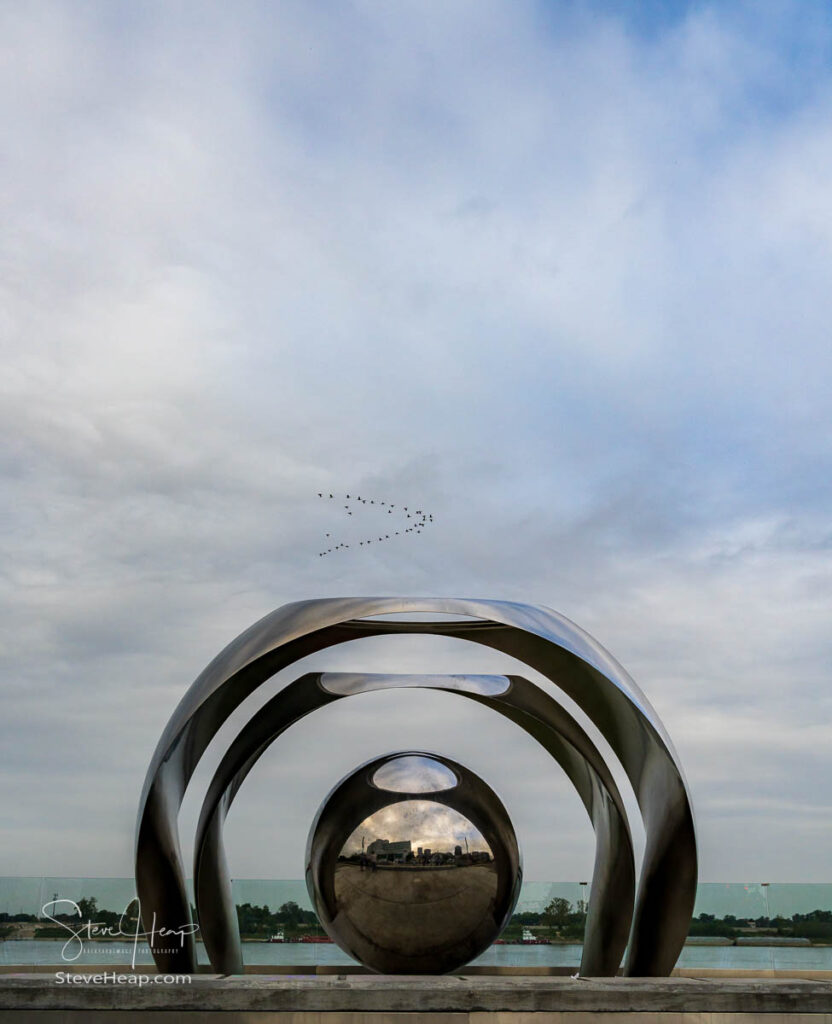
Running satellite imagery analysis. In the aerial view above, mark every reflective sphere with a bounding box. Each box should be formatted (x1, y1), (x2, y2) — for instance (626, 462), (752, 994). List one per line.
(305, 752), (522, 974)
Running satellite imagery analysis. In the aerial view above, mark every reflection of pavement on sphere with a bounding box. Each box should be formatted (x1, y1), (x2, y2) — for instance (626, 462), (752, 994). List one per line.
(333, 863), (498, 957)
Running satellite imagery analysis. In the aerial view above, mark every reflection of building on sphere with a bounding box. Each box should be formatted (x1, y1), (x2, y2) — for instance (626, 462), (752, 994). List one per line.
(349, 834), (495, 868)
(305, 751), (522, 974)
(366, 838), (411, 863)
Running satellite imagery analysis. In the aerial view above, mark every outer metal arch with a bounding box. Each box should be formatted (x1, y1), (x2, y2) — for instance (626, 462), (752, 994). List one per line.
(136, 597), (695, 975)
(192, 672), (634, 976)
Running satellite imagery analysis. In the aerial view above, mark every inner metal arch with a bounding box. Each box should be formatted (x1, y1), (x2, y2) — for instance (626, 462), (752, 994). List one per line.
(135, 597), (696, 976)
(192, 672), (634, 976)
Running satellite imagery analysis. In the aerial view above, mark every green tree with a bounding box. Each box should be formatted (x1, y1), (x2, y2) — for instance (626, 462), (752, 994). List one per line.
(77, 897), (98, 921)
(277, 902), (303, 925)
(512, 911), (543, 926)
(236, 902), (275, 936)
(542, 897), (572, 934)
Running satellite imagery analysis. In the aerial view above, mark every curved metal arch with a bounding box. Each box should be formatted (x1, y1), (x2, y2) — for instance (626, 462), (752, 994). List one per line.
(192, 672), (634, 976)
(135, 597), (696, 975)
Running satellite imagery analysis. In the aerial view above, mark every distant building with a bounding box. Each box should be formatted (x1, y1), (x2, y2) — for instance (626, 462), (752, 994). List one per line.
(367, 838), (412, 863)
(454, 846), (462, 858)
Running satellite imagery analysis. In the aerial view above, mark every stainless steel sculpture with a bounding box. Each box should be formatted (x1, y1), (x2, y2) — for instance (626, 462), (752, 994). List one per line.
(192, 672), (634, 976)
(136, 598), (696, 976)
(305, 751), (522, 974)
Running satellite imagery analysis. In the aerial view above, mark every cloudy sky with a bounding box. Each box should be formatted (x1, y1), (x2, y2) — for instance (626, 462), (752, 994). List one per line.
(2, 0), (831, 889)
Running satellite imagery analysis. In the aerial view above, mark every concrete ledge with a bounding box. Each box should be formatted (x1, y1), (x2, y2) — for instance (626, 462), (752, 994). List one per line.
(1, 973), (832, 1015)
(4, 963), (832, 980)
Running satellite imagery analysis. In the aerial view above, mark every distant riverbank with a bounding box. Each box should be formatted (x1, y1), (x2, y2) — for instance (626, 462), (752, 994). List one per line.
(4, 933), (829, 948)
(5, 939), (832, 972)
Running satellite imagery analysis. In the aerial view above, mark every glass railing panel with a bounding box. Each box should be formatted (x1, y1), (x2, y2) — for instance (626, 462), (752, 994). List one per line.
(3, 877), (832, 970)
(766, 883), (832, 918)
(229, 878), (314, 911)
(693, 882), (769, 919)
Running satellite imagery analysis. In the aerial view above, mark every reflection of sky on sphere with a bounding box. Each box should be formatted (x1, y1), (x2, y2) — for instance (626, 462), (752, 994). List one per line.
(373, 754), (457, 793)
(341, 801), (491, 856)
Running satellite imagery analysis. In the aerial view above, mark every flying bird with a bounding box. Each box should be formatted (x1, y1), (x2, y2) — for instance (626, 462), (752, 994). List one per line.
(316, 489), (433, 558)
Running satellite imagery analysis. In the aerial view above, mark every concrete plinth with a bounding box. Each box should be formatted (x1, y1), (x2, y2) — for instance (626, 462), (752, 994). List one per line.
(1, 972), (832, 1022)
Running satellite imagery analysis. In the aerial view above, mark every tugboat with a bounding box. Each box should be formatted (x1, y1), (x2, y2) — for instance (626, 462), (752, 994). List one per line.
(268, 930), (285, 943)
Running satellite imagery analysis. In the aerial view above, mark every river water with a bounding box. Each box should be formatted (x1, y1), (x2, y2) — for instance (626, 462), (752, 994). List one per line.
(3, 940), (832, 971)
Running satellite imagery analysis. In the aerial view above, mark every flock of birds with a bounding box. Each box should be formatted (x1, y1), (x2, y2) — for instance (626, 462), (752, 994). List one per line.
(316, 492), (434, 556)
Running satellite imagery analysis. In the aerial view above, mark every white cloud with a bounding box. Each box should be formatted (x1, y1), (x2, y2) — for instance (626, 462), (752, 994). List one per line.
(1, 0), (831, 885)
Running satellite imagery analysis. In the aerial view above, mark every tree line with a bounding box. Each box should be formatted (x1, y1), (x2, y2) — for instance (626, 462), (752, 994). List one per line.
(690, 910), (832, 940)
(5, 897), (832, 943)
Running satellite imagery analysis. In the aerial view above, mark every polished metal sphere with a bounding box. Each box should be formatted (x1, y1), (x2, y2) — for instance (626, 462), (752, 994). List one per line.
(305, 751), (522, 974)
